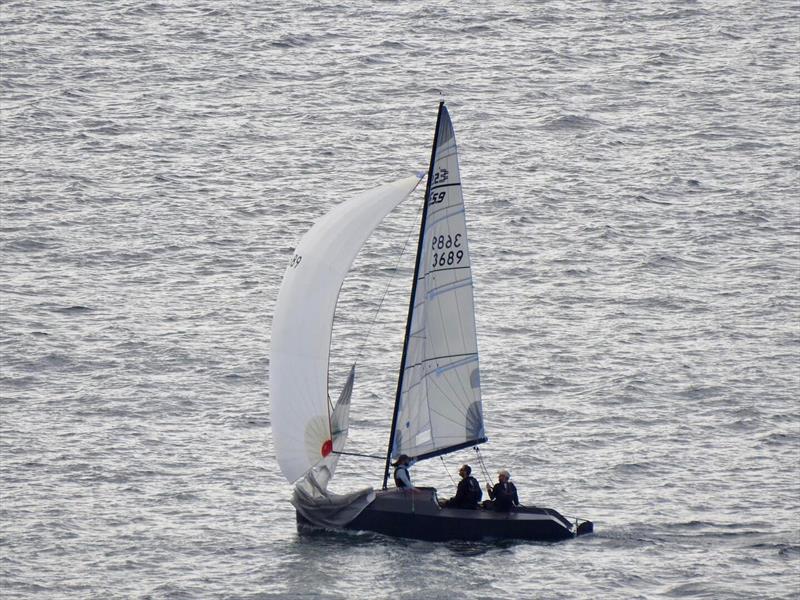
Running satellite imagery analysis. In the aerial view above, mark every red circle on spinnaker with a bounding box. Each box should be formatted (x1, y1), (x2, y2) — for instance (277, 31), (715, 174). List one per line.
(321, 439), (333, 457)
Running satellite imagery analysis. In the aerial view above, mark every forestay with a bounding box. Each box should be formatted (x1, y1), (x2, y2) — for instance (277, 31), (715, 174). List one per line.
(271, 176), (423, 483)
(391, 104), (487, 463)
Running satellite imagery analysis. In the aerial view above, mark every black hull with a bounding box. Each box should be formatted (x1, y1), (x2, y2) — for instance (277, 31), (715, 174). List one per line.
(297, 488), (593, 543)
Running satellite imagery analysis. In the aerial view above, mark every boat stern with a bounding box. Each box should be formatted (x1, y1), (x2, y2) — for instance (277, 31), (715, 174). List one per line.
(575, 519), (594, 537)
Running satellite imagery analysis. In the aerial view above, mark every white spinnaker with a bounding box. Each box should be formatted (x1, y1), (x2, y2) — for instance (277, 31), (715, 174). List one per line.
(271, 175), (422, 483)
(295, 365), (354, 497)
(393, 106), (486, 461)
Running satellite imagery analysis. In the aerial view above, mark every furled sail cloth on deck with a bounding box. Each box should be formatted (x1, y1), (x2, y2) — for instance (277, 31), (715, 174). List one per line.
(391, 105), (486, 462)
(291, 485), (376, 530)
(292, 366), (376, 528)
(271, 175), (423, 483)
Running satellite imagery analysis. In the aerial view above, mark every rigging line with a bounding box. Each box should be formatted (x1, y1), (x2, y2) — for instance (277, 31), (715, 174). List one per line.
(355, 180), (426, 365)
(440, 456), (457, 487)
(332, 450), (385, 460)
(475, 446), (492, 487)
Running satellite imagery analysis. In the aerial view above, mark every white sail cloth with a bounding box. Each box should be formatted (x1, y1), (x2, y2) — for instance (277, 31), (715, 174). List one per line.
(291, 485), (376, 530)
(392, 105), (486, 461)
(295, 365), (355, 497)
(271, 175), (422, 483)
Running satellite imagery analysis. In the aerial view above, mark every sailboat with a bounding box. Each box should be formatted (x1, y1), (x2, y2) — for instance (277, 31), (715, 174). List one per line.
(270, 102), (593, 542)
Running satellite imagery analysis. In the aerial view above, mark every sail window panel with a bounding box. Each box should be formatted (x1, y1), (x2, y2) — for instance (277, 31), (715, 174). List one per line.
(415, 429), (432, 446)
(396, 376), (432, 456)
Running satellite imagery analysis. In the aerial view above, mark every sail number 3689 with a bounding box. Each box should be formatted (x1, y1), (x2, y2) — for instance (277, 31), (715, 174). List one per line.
(431, 234), (463, 268)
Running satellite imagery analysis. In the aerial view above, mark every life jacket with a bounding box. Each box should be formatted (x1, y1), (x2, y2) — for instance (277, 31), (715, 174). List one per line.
(466, 476), (482, 504)
(492, 482), (517, 510)
(394, 465), (410, 488)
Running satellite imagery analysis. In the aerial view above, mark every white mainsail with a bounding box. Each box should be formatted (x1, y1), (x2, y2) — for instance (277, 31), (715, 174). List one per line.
(390, 104), (486, 463)
(271, 175), (423, 483)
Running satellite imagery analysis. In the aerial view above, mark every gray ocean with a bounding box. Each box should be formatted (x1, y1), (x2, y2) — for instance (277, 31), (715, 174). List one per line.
(2, 1), (799, 598)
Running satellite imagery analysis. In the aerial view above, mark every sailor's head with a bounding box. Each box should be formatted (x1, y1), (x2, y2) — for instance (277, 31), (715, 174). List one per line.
(459, 464), (471, 477)
(497, 469), (510, 481)
(393, 454), (410, 466)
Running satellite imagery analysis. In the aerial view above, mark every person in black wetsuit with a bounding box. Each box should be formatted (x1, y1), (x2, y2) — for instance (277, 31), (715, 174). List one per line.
(485, 469), (519, 511)
(441, 464), (482, 509)
(392, 454), (413, 488)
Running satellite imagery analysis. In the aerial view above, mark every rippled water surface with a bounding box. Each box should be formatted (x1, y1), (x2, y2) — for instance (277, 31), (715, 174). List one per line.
(2, 1), (799, 598)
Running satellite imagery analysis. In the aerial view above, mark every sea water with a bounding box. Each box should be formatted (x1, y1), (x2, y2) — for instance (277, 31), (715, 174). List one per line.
(1, 1), (798, 598)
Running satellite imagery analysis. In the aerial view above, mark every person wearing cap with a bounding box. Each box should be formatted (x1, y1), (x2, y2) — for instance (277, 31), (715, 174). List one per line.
(485, 469), (519, 511)
(392, 454), (413, 488)
(440, 464), (482, 509)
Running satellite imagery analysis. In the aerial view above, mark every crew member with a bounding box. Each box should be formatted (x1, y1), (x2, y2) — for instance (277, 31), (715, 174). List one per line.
(393, 454), (413, 488)
(441, 464), (482, 509)
(486, 469), (519, 511)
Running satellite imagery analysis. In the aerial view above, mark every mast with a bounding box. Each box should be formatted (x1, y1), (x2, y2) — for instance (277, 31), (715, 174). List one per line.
(382, 101), (445, 490)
